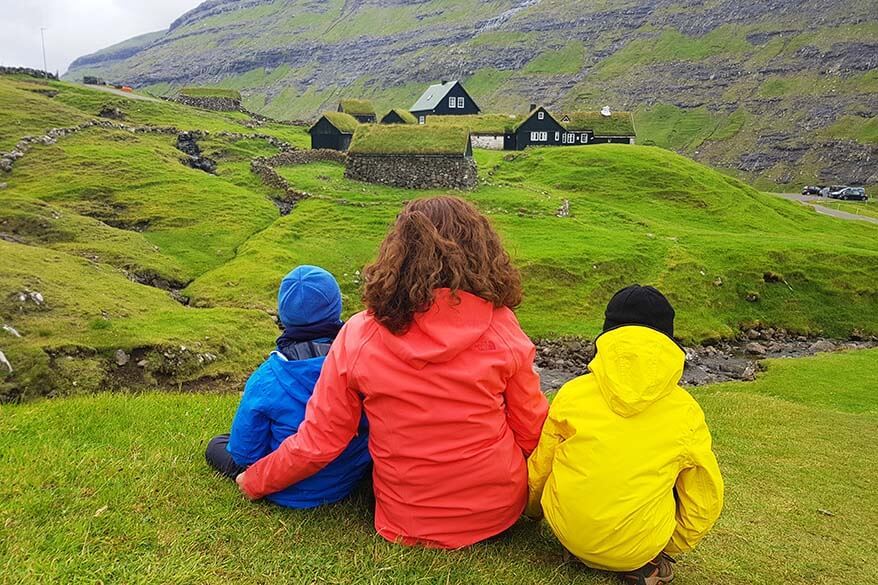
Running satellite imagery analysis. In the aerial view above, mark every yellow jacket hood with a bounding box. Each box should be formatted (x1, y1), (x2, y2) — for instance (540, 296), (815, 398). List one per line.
(526, 325), (723, 571)
(591, 326), (685, 418)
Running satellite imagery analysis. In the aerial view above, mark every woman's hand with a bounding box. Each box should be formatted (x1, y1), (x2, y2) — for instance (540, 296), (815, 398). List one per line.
(236, 472), (258, 501)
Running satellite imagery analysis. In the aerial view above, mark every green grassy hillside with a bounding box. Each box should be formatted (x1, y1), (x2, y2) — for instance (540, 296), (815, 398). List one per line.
(64, 0), (878, 190)
(1, 77), (877, 401)
(2, 349), (876, 583)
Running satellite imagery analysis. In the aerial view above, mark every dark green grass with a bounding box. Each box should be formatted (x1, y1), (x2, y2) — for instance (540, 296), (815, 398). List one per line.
(195, 148), (878, 343)
(1, 349), (876, 583)
(6, 129), (280, 277)
(708, 348), (878, 414)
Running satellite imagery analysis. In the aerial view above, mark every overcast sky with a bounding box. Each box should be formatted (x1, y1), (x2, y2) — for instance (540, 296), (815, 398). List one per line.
(0, 0), (204, 74)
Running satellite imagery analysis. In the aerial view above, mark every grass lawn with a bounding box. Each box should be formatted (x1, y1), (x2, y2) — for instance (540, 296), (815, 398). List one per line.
(1, 350), (875, 584)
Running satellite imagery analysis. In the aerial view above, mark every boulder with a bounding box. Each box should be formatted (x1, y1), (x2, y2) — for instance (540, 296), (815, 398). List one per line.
(809, 340), (836, 353)
(114, 349), (130, 367)
(745, 342), (767, 356)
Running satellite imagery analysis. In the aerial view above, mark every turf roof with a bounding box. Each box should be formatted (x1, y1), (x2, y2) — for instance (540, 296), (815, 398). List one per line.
(349, 124), (471, 155)
(339, 99), (376, 117)
(428, 114), (523, 134)
(315, 111), (360, 133)
(512, 108), (636, 136)
(561, 111), (635, 136)
(381, 109), (418, 124)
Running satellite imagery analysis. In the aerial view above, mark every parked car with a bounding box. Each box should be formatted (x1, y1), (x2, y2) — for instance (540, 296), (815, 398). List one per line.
(824, 185), (845, 198)
(819, 187), (831, 197)
(828, 186), (868, 201)
(801, 185), (822, 195)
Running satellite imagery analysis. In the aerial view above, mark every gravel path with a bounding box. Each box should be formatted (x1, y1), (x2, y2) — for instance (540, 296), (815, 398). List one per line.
(86, 85), (162, 102)
(774, 193), (878, 225)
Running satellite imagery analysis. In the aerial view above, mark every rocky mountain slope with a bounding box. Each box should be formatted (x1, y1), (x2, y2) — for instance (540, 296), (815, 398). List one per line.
(67, 0), (877, 189)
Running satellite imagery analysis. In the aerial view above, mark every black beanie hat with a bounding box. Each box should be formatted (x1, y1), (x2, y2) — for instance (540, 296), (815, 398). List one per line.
(602, 284), (676, 340)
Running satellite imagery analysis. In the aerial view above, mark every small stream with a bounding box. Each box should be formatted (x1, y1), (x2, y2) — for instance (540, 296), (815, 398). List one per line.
(535, 329), (878, 392)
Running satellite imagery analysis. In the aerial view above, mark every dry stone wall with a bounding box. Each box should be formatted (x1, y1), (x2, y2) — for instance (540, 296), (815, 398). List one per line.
(173, 95), (241, 112)
(0, 67), (57, 80)
(345, 155), (477, 190)
(250, 149), (347, 214)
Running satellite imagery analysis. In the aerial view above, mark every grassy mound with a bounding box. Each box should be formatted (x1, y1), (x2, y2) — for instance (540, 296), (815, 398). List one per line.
(2, 76), (878, 399)
(1, 350), (875, 583)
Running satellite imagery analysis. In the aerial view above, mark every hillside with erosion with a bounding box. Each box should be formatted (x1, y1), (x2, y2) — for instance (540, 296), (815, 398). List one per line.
(65, 0), (878, 190)
(2, 74), (878, 402)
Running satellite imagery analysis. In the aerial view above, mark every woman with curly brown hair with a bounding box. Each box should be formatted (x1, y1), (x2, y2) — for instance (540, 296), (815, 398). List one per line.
(238, 196), (549, 548)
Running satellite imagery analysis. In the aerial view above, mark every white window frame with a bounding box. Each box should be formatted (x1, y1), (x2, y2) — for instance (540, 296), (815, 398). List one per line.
(580, 133), (588, 144)
(419, 116), (425, 125)
(448, 96), (456, 108)
(540, 132), (548, 141)
(530, 131), (539, 141)
(457, 96), (464, 108)
(555, 131), (560, 141)
(538, 111), (544, 120)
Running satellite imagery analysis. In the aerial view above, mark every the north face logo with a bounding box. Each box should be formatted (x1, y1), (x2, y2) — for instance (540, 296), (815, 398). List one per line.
(473, 340), (497, 351)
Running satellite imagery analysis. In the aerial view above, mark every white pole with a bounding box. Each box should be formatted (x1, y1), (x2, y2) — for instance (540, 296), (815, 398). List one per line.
(40, 28), (48, 78)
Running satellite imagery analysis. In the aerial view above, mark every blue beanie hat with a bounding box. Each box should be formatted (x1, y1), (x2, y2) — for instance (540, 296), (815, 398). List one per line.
(277, 265), (343, 328)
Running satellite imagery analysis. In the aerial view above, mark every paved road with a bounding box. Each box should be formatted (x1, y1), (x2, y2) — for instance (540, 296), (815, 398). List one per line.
(773, 193), (878, 225)
(87, 84), (161, 102)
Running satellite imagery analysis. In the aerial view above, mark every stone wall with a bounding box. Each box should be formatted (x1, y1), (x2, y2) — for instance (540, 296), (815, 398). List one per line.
(0, 67), (57, 80)
(0, 121), (293, 175)
(345, 154), (477, 190)
(250, 149), (347, 213)
(173, 95), (242, 112)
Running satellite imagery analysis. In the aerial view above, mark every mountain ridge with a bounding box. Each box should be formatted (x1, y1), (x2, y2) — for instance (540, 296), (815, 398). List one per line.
(66, 0), (878, 188)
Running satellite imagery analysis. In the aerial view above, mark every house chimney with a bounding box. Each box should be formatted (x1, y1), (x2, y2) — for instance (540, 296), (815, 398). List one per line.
(530, 103), (537, 112)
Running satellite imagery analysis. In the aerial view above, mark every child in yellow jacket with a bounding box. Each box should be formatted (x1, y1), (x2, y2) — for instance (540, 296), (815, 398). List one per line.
(527, 285), (724, 585)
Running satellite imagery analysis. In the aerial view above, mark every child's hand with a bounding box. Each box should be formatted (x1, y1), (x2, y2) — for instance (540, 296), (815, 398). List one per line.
(236, 472), (258, 501)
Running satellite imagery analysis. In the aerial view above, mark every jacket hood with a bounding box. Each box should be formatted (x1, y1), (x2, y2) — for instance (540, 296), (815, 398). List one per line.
(589, 325), (685, 417)
(378, 288), (495, 369)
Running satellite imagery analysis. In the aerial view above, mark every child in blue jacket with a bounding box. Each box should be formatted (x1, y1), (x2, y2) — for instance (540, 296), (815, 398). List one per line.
(205, 265), (371, 508)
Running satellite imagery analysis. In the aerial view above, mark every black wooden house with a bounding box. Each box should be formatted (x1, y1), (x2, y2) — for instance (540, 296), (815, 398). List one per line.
(380, 109), (418, 125)
(309, 112), (360, 151)
(410, 81), (480, 123)
(506, 106), (635, 150)
(338, 99), (377, 123)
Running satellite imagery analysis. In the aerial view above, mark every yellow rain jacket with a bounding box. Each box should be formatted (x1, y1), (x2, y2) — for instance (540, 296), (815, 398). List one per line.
(527, 326), (724, 572)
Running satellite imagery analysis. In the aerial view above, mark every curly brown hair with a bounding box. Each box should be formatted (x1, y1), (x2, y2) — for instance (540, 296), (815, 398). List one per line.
(362, 196), (523, 334)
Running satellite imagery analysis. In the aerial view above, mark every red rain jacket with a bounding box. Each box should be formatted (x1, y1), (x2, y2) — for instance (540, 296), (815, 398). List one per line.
(242, 289), (549, 548)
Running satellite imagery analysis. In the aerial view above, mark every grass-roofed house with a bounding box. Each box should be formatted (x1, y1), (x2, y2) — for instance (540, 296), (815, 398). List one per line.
(409, 80), (480, 124)
(345, 125), (476, 190)
(338, 99), (377, 123)
(309, 112), (359, 151)
(508, 106), (636, 150)
(380, 109), (418, 125)
(426, 114), (523, 150)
